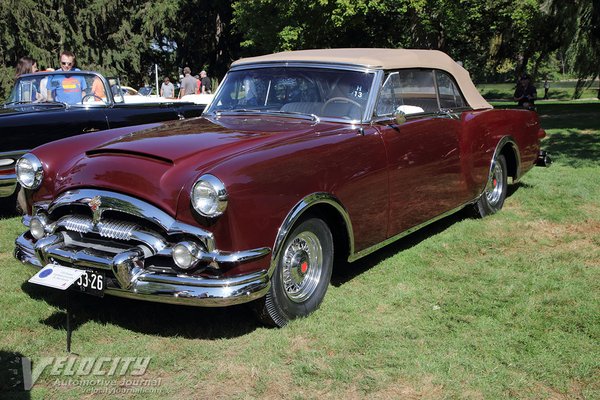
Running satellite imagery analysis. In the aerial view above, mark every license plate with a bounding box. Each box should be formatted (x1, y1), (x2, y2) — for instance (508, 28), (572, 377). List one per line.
(71, 270), (105, 297)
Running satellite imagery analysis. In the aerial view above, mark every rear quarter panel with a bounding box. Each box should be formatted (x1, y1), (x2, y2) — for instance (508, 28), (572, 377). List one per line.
(460, 108), (541, 196)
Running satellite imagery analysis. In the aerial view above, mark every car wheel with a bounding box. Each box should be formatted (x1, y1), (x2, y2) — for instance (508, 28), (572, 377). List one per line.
(254, 218), (333, 327)
(473, 154), (508, 217)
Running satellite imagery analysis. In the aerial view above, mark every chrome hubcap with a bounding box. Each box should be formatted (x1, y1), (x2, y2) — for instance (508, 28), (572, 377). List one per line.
(282, 231), (322, 303)
(485, 161), (504, 205)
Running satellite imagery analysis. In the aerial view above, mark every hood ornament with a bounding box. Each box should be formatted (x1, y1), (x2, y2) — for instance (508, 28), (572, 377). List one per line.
(87, 196), (103, 225)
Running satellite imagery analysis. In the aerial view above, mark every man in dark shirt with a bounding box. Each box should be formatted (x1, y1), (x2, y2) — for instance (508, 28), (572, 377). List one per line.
(514, 74), (537, 108)
(200, 70), (212, 94)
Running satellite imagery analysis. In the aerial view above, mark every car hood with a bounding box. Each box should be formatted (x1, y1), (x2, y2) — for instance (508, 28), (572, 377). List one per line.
(85, 116), (322, 163)
(51, 116), (330, 216)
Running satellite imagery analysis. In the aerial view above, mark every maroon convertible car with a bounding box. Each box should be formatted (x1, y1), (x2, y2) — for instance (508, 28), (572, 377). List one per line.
(15, 49), (549, 326)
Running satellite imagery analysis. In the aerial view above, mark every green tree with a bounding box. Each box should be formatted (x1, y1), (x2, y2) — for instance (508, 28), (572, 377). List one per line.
(231, 0), (552, 81)
(548, 0), (600, 98)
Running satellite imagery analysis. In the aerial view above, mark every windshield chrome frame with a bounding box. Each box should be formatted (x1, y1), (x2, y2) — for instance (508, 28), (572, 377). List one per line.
(205, 62), (384, 124)
(9, 71), (116, 108)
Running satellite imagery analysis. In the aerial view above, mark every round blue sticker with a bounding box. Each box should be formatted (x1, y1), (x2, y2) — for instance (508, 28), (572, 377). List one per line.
(39, 268), (53, 278)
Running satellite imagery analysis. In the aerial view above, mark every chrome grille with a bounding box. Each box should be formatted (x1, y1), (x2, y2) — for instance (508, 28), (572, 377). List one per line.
(98, 221), (136, 240)
(59, 215), (137, 241)
(63, 215), (93, 233)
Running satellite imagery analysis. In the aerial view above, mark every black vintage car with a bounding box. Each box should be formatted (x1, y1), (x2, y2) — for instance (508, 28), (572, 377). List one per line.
(0, 70), (206, 204)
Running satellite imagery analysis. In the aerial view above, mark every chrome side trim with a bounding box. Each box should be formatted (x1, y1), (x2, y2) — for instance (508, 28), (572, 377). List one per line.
(0, 149), (23, 197)
(348, 201), (474, 262)
(0, 173), (17, 197)
(269, 193), (354, 276)
(0, 149), (28, 165)
(48, 189), (216, 250)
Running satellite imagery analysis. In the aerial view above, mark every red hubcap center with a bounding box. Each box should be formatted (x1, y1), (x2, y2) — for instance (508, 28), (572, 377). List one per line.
(300, 261), (308, 274)
(493, 178), (497, 187)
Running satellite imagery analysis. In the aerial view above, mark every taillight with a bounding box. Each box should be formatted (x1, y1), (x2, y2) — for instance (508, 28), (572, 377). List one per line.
(537, 128), (546, 138)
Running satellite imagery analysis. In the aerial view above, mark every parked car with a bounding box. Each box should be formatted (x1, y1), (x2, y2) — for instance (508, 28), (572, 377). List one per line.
(14, 49), (550, 326)
(120, 86), (141, 96)
(0, 71), (205, 205)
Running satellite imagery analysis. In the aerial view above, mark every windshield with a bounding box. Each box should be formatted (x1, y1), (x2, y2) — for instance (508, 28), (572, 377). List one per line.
(206, 67), (376, 121)
(5, 72), (116, 107)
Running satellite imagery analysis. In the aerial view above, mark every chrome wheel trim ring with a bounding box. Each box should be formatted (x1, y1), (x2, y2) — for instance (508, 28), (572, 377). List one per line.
(281, 231), (322, 303)
(485, 161), (504, 206)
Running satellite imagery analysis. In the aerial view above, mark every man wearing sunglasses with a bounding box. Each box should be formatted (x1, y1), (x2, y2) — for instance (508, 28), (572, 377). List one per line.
(47, 50), (87, 104)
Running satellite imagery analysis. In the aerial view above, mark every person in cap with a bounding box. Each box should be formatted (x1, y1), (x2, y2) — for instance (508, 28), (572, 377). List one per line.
(514, 74), (537, 108)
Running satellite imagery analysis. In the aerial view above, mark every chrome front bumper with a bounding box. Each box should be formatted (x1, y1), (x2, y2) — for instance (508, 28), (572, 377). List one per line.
(14, 189), (272, 307)
(15, 232), (270, 306)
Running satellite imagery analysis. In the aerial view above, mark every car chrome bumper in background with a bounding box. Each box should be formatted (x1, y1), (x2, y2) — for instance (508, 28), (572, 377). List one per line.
(15, 232), (271, 306)
(0, 172), (17, 197)
(0, 150), (27, 197)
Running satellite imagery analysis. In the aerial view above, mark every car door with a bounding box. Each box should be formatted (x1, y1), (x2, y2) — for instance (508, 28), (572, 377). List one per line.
(373, 69), (471, 237)
(3, 106), (110, 151)
(105, 101), (183, 129)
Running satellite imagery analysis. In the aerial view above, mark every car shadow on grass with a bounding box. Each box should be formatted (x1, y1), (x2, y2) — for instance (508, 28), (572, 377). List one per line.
(542, 130), (600, 168)
(21, 282), (260, 339)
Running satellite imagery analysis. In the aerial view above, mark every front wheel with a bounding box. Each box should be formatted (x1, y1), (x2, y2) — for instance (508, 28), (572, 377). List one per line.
(473, 154), (508, 217)
(254, 218), (333, 327)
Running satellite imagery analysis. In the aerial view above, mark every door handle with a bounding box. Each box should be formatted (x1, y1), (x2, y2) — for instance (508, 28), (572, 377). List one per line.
(436, 109), (460, 120)
(82, 127), (100, 133)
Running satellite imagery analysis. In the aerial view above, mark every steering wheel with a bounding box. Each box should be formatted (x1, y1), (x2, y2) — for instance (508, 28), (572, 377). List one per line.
(321, 97), (363, 114)
(82, 94), (106, 104)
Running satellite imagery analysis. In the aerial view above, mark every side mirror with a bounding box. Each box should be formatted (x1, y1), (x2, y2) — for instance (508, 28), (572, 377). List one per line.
(392, 108), (406, 125)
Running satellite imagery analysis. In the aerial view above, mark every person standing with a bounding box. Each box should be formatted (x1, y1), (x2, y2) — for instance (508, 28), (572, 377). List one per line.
(46, 51), (87, 104)
(14, 56), (39, 102)
(160, 77), (175, 99)
(513, 74), (537, 108)
(543, 77), (550, 100)
(194, 75), (201, 94)
(179, 67), (197, 98)
(200, 70), (212, 94)
(15, 56), (38, 78)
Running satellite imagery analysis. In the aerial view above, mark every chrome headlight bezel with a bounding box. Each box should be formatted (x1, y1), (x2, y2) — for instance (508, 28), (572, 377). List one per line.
(16, 153), (44, 190)
(190, 174), (228, 218)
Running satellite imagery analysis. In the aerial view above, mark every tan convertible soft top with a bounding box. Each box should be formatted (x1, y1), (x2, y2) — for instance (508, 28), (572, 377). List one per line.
(232, 48), (492, 110)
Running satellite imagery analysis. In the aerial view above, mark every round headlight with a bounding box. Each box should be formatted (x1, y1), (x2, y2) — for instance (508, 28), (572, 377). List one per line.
(16, 153), (44, 189)
(30, 216), (48, 240)
(172, 242), (200, 270)
(191, 174), (228, 217)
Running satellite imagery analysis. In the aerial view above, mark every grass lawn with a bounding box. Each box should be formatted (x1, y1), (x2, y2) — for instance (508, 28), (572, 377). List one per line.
(478, 81), (599, 101)
(1, 103), (599, 399)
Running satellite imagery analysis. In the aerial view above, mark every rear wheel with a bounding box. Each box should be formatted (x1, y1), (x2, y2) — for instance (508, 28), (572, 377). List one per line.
(254, 218), (333, 327)
(473, 154), (508, 217)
